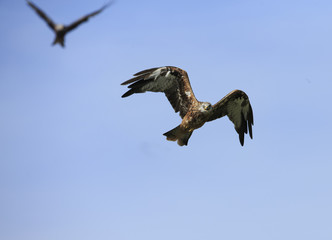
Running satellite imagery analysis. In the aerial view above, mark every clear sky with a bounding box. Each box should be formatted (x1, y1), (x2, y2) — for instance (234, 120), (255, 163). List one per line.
(1, 0), (332, 239)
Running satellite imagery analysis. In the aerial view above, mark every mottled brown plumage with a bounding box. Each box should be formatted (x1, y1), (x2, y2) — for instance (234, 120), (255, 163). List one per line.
(26, 0), (110, 47)
(121, 66), (254, 146)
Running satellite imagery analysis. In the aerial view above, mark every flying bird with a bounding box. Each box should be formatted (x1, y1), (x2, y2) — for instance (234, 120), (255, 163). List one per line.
(26, 0), (110, 47)
(121, 66), (254, 146)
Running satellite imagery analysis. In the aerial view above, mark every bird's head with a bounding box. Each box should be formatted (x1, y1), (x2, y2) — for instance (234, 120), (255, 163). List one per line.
(200, 102), (212, 112)
(55, 24), (65, 31)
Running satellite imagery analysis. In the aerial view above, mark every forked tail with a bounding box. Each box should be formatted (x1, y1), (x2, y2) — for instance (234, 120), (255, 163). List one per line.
(163, 125), (193, 146)
(52, 37), (65, 47)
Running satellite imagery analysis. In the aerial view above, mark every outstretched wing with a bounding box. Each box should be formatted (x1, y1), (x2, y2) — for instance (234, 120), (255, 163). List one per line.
(64, 3), (111, 33)
(26, 0), (56, 31)
(207, 90), (254, 146)
(121, 66), (198, 118)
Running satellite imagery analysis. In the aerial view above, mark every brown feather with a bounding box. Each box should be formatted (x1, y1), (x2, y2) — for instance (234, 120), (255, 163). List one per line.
(121, 66), (198, 118)
(208, 89), (254, 145)
(133, 67), (159, 76)
(26, 0), (56, 31)
(121, 73), (151, 86)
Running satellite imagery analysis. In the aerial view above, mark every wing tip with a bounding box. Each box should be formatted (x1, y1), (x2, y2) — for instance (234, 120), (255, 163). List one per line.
(120, 80), (130, 86)
(133, 67), (160, 76)
(121, 90), (133, 98)
(239, 133), (244, 146)
(121, 76), (146, 86)
(249, 120), (253, 139)
(26, 0), (34, 7)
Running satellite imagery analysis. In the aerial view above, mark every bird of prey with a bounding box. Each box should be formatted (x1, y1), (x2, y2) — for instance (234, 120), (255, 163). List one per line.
(121, 66), (254, 146)
(26, 1), (110, 47)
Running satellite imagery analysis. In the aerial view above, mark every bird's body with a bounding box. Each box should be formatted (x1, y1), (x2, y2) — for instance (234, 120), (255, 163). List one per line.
(121, 66), (254, 146)
(163, 101), (212, 146)
(26, 1), (110, 47)
(181, 102), (212, 131)
(52, 25), (66, 46)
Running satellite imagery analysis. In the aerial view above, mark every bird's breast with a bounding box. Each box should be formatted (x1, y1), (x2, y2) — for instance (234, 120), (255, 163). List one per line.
(181, 111), (209, 131)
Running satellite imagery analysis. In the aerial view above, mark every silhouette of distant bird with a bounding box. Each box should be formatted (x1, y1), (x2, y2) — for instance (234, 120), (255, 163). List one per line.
(26, 1), (110, 47)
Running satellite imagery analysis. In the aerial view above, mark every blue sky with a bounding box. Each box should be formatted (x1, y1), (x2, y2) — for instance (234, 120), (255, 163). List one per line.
(1, 0), (332, 239)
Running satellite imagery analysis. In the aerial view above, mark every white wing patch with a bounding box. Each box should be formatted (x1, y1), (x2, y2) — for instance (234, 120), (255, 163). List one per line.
(55, 24), (65, 31)
(142, 67), (176, 92)
(150, 67), (166, 80)
(165, 70), (171, 78)
(185, 91), (191, 97)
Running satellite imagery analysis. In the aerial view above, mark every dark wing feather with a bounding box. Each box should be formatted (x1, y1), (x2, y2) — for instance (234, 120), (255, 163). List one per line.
(26, 0), (56, 31)
(64, 3), (110, 33)
(121, 66), (198, 118)
(207, 90), (254, 146)
(133, 67), (160, 77)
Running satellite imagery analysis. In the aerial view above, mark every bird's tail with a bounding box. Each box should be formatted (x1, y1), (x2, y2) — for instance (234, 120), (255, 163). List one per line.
(163, 125), (193, 146)
(52, 37), (65, 47)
